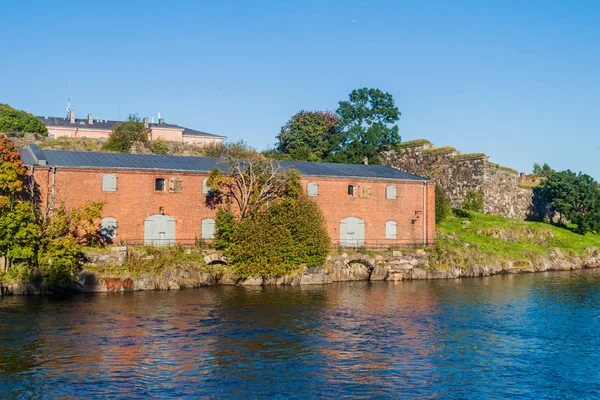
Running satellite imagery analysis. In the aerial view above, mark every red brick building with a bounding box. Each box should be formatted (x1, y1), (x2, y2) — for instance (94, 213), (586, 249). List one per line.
(19, 145), (435, 247)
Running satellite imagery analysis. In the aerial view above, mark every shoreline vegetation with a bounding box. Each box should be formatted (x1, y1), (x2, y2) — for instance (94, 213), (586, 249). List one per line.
(3, 211), (600, 295)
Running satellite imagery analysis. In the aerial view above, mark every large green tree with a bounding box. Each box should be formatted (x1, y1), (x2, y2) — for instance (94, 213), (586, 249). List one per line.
(102, 115), (148, 153)
(0, 104), (48, 135)
(330, 88), (401, 164)
(537, 169), (600, 234)
(275, 110), (341, 161)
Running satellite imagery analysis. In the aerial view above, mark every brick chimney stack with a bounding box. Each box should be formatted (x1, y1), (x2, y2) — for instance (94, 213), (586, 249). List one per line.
(87, 113), (93, 124)
(143, 117), (149, 129)
(69, 110), (75, 123)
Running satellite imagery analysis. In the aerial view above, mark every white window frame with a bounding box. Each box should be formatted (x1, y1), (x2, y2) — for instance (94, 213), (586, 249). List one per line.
(102, 174), (117, 192)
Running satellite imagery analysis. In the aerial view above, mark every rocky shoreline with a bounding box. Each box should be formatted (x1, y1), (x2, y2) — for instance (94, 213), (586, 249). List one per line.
(3, 246), (600, 296)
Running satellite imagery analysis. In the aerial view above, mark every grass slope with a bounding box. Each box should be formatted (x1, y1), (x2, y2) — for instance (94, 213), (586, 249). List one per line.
(434, 212), (600, 269)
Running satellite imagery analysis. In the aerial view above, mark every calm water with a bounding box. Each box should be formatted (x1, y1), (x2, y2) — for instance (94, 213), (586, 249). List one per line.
(2, 271), (600, 399)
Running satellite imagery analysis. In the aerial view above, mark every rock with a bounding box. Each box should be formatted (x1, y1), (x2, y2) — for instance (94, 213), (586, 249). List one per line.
(397, 262), (414, 271)
(375, 255), (385, 261)
(134, 274), (156, 290)
(392, 250), (402, 257)
(370, 265), (388, 281)
(461, 220), (471, 225)
(550, 247), (565, 260)
(239, 276), (263, 286)
(341, 253), (348, 258)
(412, 268), (427, 280)
(409, 258), (419, 266)
(585, 247), (599, 257)
(300, 273), (332, 285)
(111, 246), (127, 252)
(387, 272), (408, 282)
(428, 270), (448, 279)
(217, 269), (238, 285)
(416, 249), (426, 255)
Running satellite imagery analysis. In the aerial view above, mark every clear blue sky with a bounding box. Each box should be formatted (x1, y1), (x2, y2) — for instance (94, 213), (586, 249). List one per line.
(1, 0), (599, 177)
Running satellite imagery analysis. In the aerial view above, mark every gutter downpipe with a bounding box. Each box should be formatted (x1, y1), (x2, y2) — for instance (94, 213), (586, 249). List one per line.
(51, 167), (56, 210)
(423, 181), (427, 246)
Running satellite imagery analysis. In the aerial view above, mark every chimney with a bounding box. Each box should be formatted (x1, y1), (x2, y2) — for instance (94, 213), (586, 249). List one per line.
(159, 118), (164, 125)
(69, 110), (75, 124)
(143, 117), (149, 129)
(87, 113), (93, 124)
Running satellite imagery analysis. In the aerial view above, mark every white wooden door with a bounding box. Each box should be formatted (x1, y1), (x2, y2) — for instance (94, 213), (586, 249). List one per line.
(144, 214), (176, 245)
(340, 217), (365, 246)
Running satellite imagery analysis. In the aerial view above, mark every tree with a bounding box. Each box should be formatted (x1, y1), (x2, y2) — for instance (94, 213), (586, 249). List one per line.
(533, 163), (554, 178)
(275, 110), (341, 161)
(461, 189), (484, 212)
(332, 88), (401, 164)
(0, 104), (48, 136)
(0, 137), (104, 291)
(102, 119), (148, 153)
(207, 156), (289, 219)
(211, 167), (330, 279)
(537, 169), (600, 234)
(435, 185), (451, 223)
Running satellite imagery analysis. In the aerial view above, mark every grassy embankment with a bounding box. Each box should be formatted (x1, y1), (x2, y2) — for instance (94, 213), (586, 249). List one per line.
(432, 212), (600, 269)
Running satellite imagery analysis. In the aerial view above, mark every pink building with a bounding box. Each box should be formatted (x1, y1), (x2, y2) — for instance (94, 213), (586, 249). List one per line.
(38, 110), (226, 146)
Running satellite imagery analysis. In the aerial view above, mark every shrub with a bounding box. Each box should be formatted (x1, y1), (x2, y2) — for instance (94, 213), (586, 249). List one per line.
(102, 121), (147, 153)
(435, 185), (451, 224)
(0, 104), (48, 135)
(151, 140), (169, 155)
(453, 208), (473, 219)
(461, 189), (484, 212)
(213, 167), (330, 279)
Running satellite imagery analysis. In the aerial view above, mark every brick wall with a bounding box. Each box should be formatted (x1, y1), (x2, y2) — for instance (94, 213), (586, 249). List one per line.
(31, 167), (435, 247)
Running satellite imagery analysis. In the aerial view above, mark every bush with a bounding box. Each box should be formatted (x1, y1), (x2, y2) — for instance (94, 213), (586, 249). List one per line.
(102, 121), (147, 153)
(151, 140), (169, 155)
(435, 185), (451, 224)
(0, 104), (48, 135)
(462, 189), (484, 212)
(214, 171), (330, 279)
(453, 208), (473, 219)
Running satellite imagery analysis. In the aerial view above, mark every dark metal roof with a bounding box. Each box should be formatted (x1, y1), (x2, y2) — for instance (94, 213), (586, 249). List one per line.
(37, 116), (225, 138)
(18, 145), (429, 181)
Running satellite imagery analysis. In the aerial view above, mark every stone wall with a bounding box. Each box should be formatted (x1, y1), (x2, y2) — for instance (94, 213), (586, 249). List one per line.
(383, 141), (534, 220)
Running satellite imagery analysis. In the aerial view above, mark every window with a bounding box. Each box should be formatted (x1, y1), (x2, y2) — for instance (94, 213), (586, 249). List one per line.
(385, 221), (397, 239)
(202, 178), (210, 194)
(359, 185), (371, 198)
(102, 174), (117, 192)
(101, 217), (117, 240)
(348, 185), (356, 197)
(386, 185), (397, 199)
(171, 178), (183, 193)
(155, 178), (166, 192)
(307, 182), (319, 197)
(202, 218), (216, 239)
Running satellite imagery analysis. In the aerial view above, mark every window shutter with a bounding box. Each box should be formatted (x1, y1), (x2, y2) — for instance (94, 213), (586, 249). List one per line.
(307, 182), (319, 197)
(171, 178), (183, 193)
(202, 218), (216, 239)
(385, 221), (397, 239)
(101, 217), (118, 239)
(386, 185), (397, 199)
(359, 185), (371, 198)
(102, 175), (117, 192)
(202, 178), (210, 194)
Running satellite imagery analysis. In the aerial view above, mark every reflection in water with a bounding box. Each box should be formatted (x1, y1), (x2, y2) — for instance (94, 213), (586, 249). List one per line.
(2, 270), (600, 398)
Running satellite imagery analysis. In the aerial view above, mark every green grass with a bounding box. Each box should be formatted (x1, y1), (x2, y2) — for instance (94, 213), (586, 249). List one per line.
(423, 146), (457, 156)
(453, 153), (487, 161)
(433, 212), (600, 269)
(38, 137), (105, 152)
(489, 162), (519, 175)
(397, 139), (432, 149)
